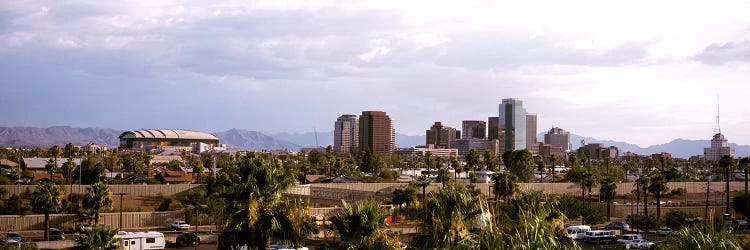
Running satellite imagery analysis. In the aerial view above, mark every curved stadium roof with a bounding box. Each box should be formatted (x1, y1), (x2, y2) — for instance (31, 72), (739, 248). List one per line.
(119, 129), (218, 140)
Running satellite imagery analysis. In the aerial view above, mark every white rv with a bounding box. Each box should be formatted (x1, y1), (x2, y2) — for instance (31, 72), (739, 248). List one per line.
(114, 231), (166, 250)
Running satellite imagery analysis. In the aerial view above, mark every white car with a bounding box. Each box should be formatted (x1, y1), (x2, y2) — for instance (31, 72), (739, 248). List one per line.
(627, 239), (655, 249)
(655, 228), (674, 236)
(268, 242), (308, 250)
(617, 234), (644, 244)
(171, 220), (191, 230)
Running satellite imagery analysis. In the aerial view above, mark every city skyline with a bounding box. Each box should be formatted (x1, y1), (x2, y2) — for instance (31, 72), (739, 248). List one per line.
(2, 1), (750, 147)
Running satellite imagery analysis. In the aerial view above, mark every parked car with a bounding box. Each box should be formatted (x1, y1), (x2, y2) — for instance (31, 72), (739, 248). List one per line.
(176, 232), (200, 246)
(4, 232), (23, 244)
(583, 230), (617, 245)
(171, 220), (190, 230)
(655, 227), (675, 236)
(617, 234), (644, 244)
(268, 242), (309, 250)
(627, 239), (655, 249)
(49, 228), (65, 241)
(604, 221), (630, 231)
(76, 223), (93, 233)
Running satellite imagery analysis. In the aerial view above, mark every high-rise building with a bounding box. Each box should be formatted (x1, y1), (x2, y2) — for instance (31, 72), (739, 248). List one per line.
(334, 114), (359, 154)
(544, 127), (571, 152)
(526, 113), (537, 150)
(462, 120), (486, 140)
(359, 111), (395, 154)
(488, 117), (499, 140)
(449, 139), (499, 156)
(426, 122), (458, 149)
(704, 133), (735, 161)
(498, 98), (527, 152)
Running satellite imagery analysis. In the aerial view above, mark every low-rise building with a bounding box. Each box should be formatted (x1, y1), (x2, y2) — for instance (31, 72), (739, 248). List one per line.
(22, 157), (82, 173)
(449, 139), (499, 156)
(394, 145), (459, 158)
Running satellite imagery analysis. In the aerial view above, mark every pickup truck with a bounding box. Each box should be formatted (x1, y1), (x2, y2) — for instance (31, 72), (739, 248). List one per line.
(171, 220), (191, 230)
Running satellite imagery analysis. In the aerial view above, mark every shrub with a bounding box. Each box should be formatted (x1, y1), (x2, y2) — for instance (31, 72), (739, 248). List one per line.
(582, 206), (606, 225)
(665, 210), (697, 229)
(627, 214), (663, 231)
(558, 196), (585, 219)
(668, 188), (686, 197)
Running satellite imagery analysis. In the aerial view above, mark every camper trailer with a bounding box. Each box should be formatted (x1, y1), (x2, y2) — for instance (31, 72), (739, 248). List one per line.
(114, 231), (165, 250)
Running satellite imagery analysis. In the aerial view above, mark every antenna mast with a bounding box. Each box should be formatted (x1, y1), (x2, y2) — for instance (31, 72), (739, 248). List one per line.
(314, 127), (319, 147)
(713, 94), (721, 135)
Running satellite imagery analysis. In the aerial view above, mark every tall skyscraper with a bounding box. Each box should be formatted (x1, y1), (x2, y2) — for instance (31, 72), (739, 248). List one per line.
(359, 111), (395, 154)
(704, 133), (735, 161)
(334, 114), (359, 154)
(499, 98), (527, 152)
(488, 117), (499, 140)
(525, 113), (537, 150)
(544, 127), (572, 152)
(462, 120), (486, 140)
(426, 122), (457, 149)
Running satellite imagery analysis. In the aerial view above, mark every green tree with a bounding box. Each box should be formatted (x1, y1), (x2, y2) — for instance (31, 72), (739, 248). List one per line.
(502, 150), (534, 182)
(48, 145), (62, 169)
(391, 187), (416, 211)
(491, 172), (518, 201)
(44, 158), (57, 175)
(84, 181), (113, 224)
(218, 157), (315, 249)
(436, 166), (451, 186)
(718, 155), (735, 215)
(414, 174), (431, 197)
(328, 200), (401, 250)
(648, 172), (669, 217)
(413, 183), (485, 249)
(76, 225), (119, 250)
(599, 177), (617, 221)
(360, 149), (382, 174)
(465, 149), (482, 174)
(450, 156), (462, 180)
(483, 150), (495, 171)
(32, 182), (65, 241)
(740, 157), (750, 215)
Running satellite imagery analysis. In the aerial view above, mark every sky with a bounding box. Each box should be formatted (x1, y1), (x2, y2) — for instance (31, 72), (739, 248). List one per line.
(2, 0), (750, 147)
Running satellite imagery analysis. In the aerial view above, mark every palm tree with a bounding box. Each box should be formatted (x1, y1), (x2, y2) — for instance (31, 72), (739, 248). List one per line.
(648, 171), (668, 217)
(550, 155), (558, 183)
(76, 225), (119, 250)
(436, 166), (451, 187)
(450, 156), (463, 180)
(32, 182), (65, 241)
(413, 183), (485, 249)
(740, 157), (750, 216)
(483, 150), (495, 171)
(582, 170), (598, 207)
(639, 175), (651, 216)
(44, 158), (57, 175)
(718, 155), (735, 215)
(491, 172), (518, 201)
(415, 174), (431, 197)
(218, 157), (315, 249)
(61, 158), (77, 193)
(85, 181), (113, 224)
(465, 149), (482, 176)
(49, 145), (62, 169)
(600, 177), (617, 221)
(328, 200), (401, 250)
(536, 156), (546, 183)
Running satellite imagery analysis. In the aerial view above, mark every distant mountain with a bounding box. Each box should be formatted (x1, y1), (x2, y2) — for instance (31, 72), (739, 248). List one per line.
(396, 134), (424, 148)
(214, 129), (301, 151)
(537, 133), (750, 159)
(270, 131), (334, 147)
(270, 131), (426, 148)
(0, 126), (122, 147)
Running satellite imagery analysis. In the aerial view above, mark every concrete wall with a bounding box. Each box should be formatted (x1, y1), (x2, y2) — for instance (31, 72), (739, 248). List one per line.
(0, 211), (184, 232)
(0, 184), (203, 196)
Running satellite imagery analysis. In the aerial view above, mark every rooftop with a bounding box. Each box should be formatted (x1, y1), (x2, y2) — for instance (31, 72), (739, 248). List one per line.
(119, 129), (218, 141)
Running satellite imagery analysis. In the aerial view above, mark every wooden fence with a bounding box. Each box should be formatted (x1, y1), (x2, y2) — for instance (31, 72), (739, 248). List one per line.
(0, 211), (184, 232)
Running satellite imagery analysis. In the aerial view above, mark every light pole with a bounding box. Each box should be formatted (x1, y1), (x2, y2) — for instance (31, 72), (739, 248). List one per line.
(115, 192), (129, 231)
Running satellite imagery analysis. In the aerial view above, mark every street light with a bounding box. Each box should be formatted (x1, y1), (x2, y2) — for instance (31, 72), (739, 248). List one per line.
(189, 204), (208, 250)
(114, 192), (129, 231)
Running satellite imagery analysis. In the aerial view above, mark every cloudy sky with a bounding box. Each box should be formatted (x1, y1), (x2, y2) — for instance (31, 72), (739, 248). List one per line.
(2, 0), (750, 147)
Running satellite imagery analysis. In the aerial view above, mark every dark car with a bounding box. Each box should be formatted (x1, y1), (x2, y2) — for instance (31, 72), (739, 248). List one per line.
(176, 232), (200, 246)
(604, 221), (630, 231)
(50, 228), (65, 241)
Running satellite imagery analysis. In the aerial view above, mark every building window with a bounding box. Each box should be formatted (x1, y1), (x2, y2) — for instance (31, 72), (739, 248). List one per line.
(146, 238), (155, 243)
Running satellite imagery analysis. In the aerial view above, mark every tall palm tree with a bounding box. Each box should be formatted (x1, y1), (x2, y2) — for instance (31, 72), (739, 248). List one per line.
(536, 156), (546, 183)
(413, 183), (485, 249)
(740, 157), (750, 216)
(550, 155), (558, 183)
(648, 172), (668, 217)
(491, 172), (518, 201)
(450, 156), (462, 180)
(415, 174), (431, 197)
(44, 158), (57, 175)
(32, 182), (65, 241)
(76, 225), (119, 250)
(85, 181), (113, 224)
(49, 145), (62, 169)
(600, 177), (617, 222)
(328, 200), (401, 250)
(639, 175), (650, 216)
(718, 155), (735, 215)
(218, 157), (315, 249)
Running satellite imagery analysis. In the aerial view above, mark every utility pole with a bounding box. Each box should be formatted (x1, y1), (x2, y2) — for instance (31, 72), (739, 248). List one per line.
(115, 192), (129, 230)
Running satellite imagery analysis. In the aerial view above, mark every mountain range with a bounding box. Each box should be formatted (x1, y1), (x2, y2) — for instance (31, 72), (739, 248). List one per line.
(0, 126), (747, 159)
